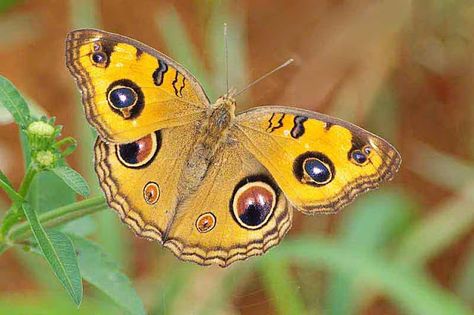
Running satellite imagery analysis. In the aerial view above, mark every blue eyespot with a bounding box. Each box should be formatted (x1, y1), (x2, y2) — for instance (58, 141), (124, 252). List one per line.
(351, 150), (367, 164)
(108, 86), (137, 108)
(304, 158), (331, 183)
(91, 52), (107, 64)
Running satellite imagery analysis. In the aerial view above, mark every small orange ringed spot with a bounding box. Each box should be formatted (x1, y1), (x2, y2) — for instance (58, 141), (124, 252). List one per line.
(143, 182), (160, 205)
(195, 212), (216, 233)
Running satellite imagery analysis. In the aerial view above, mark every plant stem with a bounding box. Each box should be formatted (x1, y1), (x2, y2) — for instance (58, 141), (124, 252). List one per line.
(18, 165), (37, 197)
(0, 166), (38, 237)
(0, 196), (106, 254)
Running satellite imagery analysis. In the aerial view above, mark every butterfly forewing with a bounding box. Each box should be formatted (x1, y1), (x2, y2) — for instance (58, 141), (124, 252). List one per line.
(233, 106), (401, 214)
(66, 29), (210, 143)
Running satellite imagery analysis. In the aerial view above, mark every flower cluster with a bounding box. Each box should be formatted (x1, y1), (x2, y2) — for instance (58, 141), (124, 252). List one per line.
(26, 117), (62, 169)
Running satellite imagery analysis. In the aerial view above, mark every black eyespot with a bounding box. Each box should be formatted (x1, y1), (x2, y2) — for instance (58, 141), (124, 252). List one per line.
(106, 79), (144, 119)
(116, 132), (161, 168)
(303, 158), (331, 183)
(108, 86), (137, 109)
(351, 150), (367, 164)
(230, 177), (278, 230)
(91, 52), (107, 64)
(293, 152), (335, 187)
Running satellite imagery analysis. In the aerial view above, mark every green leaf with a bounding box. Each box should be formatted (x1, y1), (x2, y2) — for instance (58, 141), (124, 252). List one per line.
(269, 238), (472, 315)
(71, 236), (146, 315)
(51, 166), (90, 197)
(0, 75), (31, 128)
(28, 170), (76, 213)
(22, 204), (83, 306)
(0, 168), (13, 189)
(0, 169), (22, 203)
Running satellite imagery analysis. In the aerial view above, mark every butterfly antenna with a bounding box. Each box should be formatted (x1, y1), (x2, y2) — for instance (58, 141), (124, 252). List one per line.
(224, 23), (229, 94)
(234, 58), (294, 97)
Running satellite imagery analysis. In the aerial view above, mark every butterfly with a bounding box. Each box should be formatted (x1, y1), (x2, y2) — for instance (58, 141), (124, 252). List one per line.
(65, 29), (401, 267)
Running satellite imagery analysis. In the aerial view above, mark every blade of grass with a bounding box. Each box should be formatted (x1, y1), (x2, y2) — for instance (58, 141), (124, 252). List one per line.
(259, 259), (307, 315)
(155, 6), (214, 98)
(0, 12), (40, 49)
(150, 263), (197, 315)
(408, 142), (474, 191)
(205, 1), (249, 100)
(23, 203), (82, 306)
(395, 183), (474, 268)
(454, 240), (474, 305)
(326, 189), (415, 315)
(269, 237), (472, 315)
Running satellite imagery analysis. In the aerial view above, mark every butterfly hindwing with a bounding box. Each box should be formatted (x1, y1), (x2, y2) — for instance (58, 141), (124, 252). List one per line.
(163, 143), (293, 267)
(233, 106), (401, 214)
(66, 29), (209, 143)
(94, 123), (198, 241)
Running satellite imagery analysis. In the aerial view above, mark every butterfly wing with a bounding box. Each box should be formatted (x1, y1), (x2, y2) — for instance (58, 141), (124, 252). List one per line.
(66, 29), (209, 143)
(94, 123), (199, 242)
(232, 106), (401, 214)
(163, 143), (293, 267)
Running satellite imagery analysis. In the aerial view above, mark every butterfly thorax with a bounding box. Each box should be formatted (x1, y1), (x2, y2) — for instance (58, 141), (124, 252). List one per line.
(177, 95), (236, 200)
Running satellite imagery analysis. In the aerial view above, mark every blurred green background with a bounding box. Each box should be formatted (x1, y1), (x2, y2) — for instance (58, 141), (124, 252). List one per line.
(0, 0), (473, 314)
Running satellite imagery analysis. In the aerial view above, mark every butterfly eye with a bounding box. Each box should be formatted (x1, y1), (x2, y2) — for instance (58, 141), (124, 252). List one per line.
(143, 182), (160, 205)
(195, 212), (216, 233)
(116, 132), (160, 168)
(232, 181), (276, 230)
(351, 150), (368, 165)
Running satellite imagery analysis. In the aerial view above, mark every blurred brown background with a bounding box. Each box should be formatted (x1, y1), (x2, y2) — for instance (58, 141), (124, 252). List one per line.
(0, 1), (473, 314)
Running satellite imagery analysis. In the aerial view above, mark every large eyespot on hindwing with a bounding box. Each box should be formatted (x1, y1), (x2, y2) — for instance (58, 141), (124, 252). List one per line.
(106, 79), (144, 119)
(116, 131), (161, 168)
(293, 152), (335, 186)
(230, 176), (278, 230)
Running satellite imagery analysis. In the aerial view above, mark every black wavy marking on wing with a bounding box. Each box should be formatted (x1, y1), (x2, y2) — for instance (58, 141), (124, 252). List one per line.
(178, 76), (186, 97)
(267, 113), (285, 133)
(290, 116), (308, 139)
(172, 71), (181, 97)
(152, 59), (168, 86)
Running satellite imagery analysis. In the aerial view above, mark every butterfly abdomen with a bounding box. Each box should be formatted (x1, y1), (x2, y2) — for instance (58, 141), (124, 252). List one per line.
(177, 96), (236, 199)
